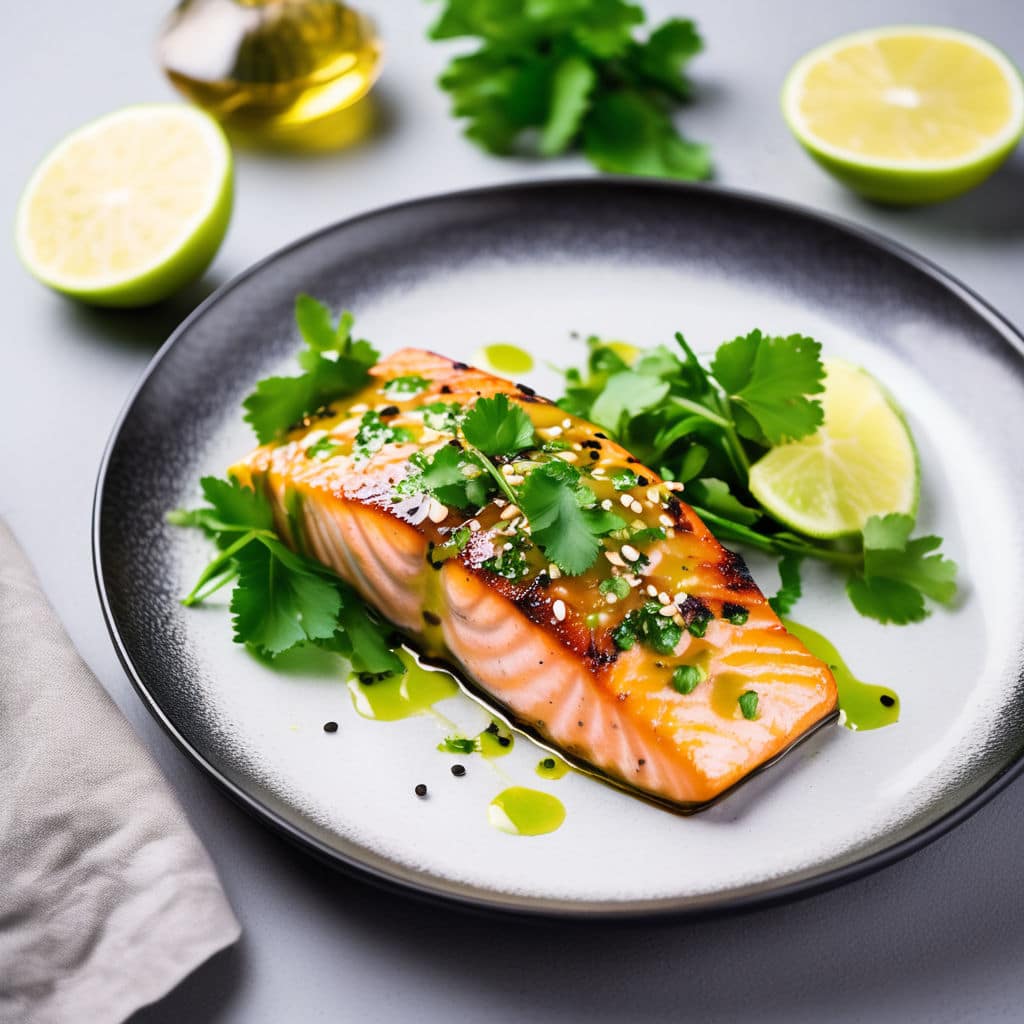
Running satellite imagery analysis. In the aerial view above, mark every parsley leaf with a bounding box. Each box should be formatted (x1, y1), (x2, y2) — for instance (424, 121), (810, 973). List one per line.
(430, 0), (710, 179)
(243, 297), (379, 444)
(847, 514), (958, 624)
(709, 331), (825, 444)
(518, 462), (624, 575)
(462, 394), (535, 456)
(611, 601), (683, 655)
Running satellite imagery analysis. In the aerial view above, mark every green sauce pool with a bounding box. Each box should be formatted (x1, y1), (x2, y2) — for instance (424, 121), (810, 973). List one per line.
(488, 786), (566, 836)
(347, 651), (458, 721)
(783, 619), (899, 731)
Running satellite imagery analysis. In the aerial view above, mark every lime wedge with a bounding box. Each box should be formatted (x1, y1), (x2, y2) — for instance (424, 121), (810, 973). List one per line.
(782, 26), (1024, 203)
(748, 361), (918, 539)
(16, 104), (233, 307)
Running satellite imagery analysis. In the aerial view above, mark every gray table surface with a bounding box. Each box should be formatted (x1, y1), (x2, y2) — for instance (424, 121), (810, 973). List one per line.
(4, 1), (1023, 1020)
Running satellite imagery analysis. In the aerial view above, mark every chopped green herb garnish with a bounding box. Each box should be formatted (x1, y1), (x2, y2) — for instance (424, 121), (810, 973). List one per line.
(439, 736), (476, 754)
(305, 436), (341, 460)
(611, 601), (683, 655)
(671, 664), (704, 694)
(611, 469), (639, 491)
(353, 411), (413, 460)
(418, 401), (462, 433)
(483, 543), (531, 581)
(599, 576), (630, 599)
(724, 604), (749, 626)
(738, 690), (759, 720)
(384, 374), (431, 397)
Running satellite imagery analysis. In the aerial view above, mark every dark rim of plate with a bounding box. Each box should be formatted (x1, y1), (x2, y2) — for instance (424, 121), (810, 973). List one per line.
(93, 177), (1024, 923)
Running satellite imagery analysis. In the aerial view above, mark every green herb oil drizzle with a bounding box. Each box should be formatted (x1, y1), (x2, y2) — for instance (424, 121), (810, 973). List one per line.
(487, 786), (566, 836)
(783, 619), (899, 731)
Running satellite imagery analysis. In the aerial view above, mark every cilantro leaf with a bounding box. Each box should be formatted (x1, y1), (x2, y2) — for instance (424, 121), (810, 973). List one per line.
(625, 18), (701, 100)
(167, 475), (274, 539)
(686, 478), (761, 527)
(847, 514), (958, 624)
(709, 331), (825, 444)
(584, 90), (711, 181)
(768, 554), (803, 616)
(518, 462), (623, 575)
(738, 690), (759, 720)
(589, 370), (669, 437)
(540, 55), (597, 155)
(399, 446), (491, 509)
(243, 297), (378, 444)
(611, 601), (683, 655)
(462, 393), (535, 456)
(230, 539), (342, 656)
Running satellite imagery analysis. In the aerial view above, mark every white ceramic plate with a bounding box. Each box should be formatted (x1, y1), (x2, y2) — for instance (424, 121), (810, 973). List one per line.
(95, 181), (1024, 917)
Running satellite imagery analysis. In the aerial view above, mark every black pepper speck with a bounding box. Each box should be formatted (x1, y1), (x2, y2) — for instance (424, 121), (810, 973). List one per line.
(323, 721), (338, 733)
(415, 784), (428, 798)
(451, 764), (466, 777)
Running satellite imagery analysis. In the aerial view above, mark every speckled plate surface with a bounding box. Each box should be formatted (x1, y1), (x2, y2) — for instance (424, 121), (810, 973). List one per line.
(94, 180), (1024, 918)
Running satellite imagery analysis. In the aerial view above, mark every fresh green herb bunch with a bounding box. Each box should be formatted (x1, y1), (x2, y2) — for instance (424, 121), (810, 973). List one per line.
(558, 332), (958, 624)
(430, 0), (710, 180)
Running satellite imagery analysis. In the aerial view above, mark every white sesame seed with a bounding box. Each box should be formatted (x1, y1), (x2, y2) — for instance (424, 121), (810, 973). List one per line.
(556, 451), (578, 464)
(658, 591), (670, 605)
(674, 591), (689, 605)
(548, 564), (561, 579)
(500, 504), (521, 520)
(494, 498), (508, 508)
(605, 592), (618, 604)
(605, 551), (625, 567)
(672, 613), (685, 627)
(646, 487), (661, 503)
(505, 474), (525, 486)
(468, 519), (481, 532)
(553, 599), (567, 622)
(659, 605), (677, 617)
(659, 513), (674, 528)
(427, 498), (449, 523)
(501, 463), (515, 477)
(572, 443), (583, 451)
(600, 498), (613, 511)
(419, 427), (443, 443)
(626, 575), (642, 588)
(545, 426), (563, 438)
(349, 403), (368, 414)
(646, 584), (659, 597)
(561, 418), (572, 429)
(503, 542), (513, 551)
(620, 494), (633, 508)
(621, 544), (641, 563)
(630, 500), (644, 514)
(666, 481), (684, 492)
(591, 467), (606, 477)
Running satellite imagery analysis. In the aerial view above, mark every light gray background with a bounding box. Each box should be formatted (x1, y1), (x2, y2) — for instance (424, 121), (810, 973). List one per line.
(3, 1), (1023, 1021)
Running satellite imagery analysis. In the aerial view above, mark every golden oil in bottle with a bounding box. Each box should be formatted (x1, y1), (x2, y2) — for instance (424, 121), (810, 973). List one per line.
(158, 0), (381, 150)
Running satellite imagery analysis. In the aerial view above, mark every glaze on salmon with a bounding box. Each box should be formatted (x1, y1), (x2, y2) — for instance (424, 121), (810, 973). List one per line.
(230, 350), (839, 811)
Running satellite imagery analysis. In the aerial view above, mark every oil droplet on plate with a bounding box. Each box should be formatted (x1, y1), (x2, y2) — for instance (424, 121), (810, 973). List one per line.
(472, 343), (534, 377)
(487, 786), (566, 836)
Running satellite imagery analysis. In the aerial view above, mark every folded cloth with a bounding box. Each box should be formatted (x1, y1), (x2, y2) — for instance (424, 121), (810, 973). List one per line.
(0, 520), (241, 1024)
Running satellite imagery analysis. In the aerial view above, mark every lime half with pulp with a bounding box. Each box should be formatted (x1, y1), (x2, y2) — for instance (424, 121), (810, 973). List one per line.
(782, 26), (1024, 204)
(16, 104), (233, 307)
(748, 360), (918, 539)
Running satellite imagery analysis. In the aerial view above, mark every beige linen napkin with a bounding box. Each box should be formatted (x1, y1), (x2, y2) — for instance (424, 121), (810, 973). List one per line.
(0, 520), (241, 1024)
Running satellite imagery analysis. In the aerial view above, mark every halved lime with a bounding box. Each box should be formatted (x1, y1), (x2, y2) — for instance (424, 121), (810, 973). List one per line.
(748, 360), (918, 539)
(782, 26), (1024, 204)
(16, 104), (233, 307)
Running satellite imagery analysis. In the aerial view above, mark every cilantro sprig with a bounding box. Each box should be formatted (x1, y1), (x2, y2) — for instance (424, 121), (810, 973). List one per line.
(430, 2), (710, 181)
(242, 296), (378, 444)
(558, 331), (958, 624)
(168, 475), (401, 673)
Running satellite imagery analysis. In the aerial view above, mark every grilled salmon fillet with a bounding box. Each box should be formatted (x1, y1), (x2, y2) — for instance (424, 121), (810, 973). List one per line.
(230, 349), (839, 811)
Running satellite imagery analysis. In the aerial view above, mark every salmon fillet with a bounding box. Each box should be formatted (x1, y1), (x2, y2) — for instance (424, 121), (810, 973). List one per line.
(230, 349), (839, 811)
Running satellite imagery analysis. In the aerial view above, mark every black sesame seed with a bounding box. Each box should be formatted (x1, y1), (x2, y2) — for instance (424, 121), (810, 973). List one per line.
(638, 758), (646, 766)
(626, 456), (639, 464)
(452, 360), (469, 370)
(323, 721), (338, 733)
(415, 783), (428, 797)
(589, 450), (599, 460)
(594, 432), (607, 439)
(423, 610), (441, 626)
(637, 475), (649, 486)
(486, 722), (499, 734)
(880, 694), (896, 707)
(516, 382), (536, 396)
(497, 736), (511, 747)
(440, 384), (452, 394)
(379, 405), (400, 417)
(542, 758), (556, 769)
(451, 764), (466, 777)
